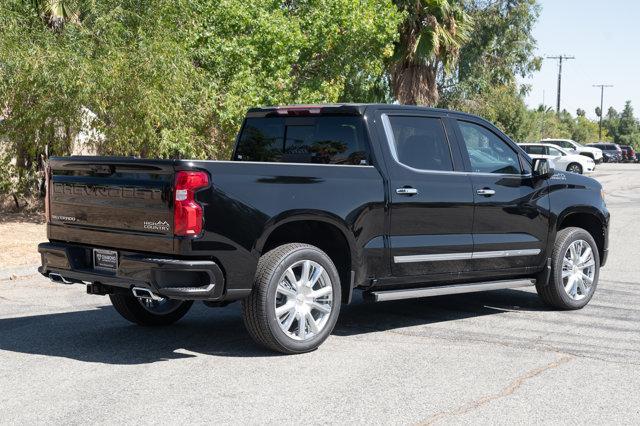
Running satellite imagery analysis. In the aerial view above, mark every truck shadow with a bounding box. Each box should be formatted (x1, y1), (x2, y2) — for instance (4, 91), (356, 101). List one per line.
(335, 288), (550, 336)
(0, 289), (547, 364)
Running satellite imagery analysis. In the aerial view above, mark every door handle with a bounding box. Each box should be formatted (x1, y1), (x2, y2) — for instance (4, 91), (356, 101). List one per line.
(396, 187), (418, 196)
(476, 188), (496, 196)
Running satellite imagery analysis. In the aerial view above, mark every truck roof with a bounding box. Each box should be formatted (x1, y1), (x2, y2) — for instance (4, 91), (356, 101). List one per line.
(246, 103), (480, 120)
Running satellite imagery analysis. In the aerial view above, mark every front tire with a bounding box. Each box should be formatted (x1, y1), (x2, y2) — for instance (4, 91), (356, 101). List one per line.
(536, 227), (600, 310)
(242, 243), (341, 354)
(567, 163), (583, 174)
(109, 292), (193, 326)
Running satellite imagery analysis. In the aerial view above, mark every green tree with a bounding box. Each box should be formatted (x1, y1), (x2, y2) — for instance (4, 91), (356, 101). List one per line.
(603, 103), (640, 148)
(0, 1), (90, 200)
(571, 116), (601, 143)
(1, 0), (401, 205)
(525, 108), (571, 142)
(389, 0), (471, 105)
(438, 0), (541, 142)
(457, 0), (541, 87)
(617, 101), (640, 146)
(187, 0), (401, 150)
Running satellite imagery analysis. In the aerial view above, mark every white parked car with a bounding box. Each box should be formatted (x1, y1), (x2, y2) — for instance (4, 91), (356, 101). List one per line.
(519, 143), (595, 174)
(541, 138), (603, 163)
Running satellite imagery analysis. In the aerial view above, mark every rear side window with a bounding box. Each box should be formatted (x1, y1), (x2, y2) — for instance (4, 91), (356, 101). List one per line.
(235, 116), (369, 165)
(523, 145), (546, 155)
(550, 140), (572, 149)
(597, 144), (614, 150)
(385, 116), (453, 171)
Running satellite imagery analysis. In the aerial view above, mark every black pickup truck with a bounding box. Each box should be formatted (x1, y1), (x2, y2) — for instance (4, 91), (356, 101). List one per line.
(39, 104), (610, 354)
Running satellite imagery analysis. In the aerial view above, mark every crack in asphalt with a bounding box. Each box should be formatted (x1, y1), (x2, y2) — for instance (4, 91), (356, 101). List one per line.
(414, 355), (574, 425)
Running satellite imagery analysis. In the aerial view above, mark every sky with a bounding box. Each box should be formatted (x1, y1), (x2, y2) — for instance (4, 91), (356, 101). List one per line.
(522, 0), (640, 119)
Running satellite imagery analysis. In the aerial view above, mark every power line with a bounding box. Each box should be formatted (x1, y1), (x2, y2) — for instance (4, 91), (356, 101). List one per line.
(593, 84), (614, 140)
(547, 55), (575, 115)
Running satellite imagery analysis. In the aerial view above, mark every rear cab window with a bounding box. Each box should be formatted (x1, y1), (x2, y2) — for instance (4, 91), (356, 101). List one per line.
(235, 116), (370, 165)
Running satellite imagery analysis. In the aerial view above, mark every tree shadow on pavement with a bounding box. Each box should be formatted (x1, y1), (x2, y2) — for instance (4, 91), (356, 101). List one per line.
(0, 289), (547, 364)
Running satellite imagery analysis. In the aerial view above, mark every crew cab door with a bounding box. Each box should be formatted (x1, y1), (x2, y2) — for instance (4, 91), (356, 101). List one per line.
(379, 112), (474, 278)
(452, 119), (549, 273)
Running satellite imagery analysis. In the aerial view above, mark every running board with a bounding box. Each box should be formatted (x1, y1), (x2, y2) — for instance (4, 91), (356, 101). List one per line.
(366, 279), (536, 302)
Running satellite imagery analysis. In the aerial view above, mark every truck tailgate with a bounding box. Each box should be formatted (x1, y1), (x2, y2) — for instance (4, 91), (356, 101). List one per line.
(47, 157), (177, 253)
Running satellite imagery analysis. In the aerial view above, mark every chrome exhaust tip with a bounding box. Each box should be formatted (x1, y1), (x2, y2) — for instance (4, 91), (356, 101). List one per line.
(132, 287), (163, 301)
(49, 273), (73, 284)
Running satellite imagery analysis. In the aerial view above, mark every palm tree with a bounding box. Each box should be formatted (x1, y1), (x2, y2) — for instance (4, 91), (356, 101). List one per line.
(27, 0), (92, 30)
(390, 0), (471, 106)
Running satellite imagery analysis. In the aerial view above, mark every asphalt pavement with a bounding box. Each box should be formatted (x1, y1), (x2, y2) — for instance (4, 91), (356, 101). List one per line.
(1, 163), (639, 424)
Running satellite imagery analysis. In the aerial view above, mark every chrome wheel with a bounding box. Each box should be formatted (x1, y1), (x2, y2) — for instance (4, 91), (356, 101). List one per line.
(274, 259), (333, 341)
(562, 240), (595, 301)
(567, 163), (582, 174)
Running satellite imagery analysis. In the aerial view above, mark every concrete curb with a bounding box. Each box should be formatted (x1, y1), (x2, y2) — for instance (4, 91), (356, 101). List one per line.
(0, 266), (39, 281)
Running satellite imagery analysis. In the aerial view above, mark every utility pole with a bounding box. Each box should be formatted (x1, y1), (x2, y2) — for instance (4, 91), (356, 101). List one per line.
(593, 84), (613, 140)
(541, 89), (546, 138)
(547, 55), (575, 115)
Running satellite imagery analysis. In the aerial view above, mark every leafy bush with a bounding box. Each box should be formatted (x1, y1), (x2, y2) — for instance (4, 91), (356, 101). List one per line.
(0, 0), (401, 205)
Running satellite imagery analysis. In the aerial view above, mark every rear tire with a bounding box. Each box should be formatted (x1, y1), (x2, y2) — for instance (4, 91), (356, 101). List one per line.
(536, 227), (600, 310)
(242, 243), (341, 354)
(109, 292), (193, 326)
(567, 163), (583, 174)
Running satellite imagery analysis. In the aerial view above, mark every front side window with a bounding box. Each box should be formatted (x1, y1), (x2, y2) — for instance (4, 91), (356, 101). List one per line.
(548, 147), (564, 157)
(385, 116), (453, 171)
(458, 121), (521, 174)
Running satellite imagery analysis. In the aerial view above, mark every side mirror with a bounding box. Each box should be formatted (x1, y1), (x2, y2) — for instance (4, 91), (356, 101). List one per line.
(533, 158), (554, 178)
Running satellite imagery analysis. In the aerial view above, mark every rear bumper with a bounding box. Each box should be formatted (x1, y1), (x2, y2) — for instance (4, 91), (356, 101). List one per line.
(38, 242), (226, 301)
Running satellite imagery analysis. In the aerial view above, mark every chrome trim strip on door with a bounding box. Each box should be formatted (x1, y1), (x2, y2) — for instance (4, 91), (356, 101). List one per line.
(393, 249), (541, 263)
(470, 249), (541, 259)
(394, 253), (473, 263)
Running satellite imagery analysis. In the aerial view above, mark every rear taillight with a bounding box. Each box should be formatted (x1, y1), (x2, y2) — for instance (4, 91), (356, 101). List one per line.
(173, 171), (209, 237)
(44, 165), (51, 223)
